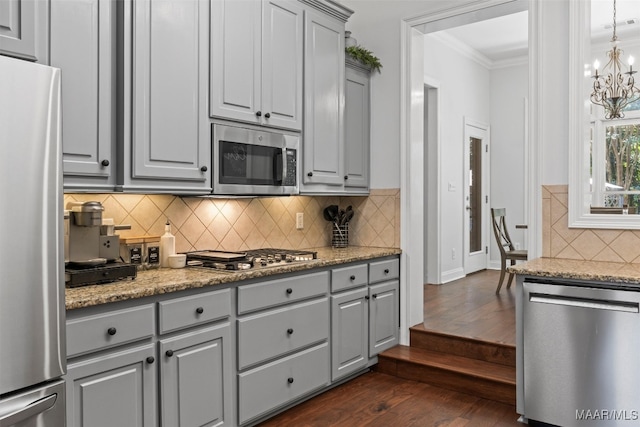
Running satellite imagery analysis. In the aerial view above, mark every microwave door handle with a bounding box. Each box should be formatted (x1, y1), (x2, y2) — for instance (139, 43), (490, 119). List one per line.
(274, 149), (283, 184)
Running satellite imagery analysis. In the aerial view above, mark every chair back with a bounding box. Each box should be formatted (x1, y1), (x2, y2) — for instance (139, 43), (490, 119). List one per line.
(491, 208), (515, 256)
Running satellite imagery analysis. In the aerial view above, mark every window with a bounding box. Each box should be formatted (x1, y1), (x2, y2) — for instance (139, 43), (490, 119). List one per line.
(590, 105), (640, 213)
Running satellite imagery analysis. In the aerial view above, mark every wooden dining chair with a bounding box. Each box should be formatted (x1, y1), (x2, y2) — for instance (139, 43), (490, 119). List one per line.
(491, 208), (528, 293)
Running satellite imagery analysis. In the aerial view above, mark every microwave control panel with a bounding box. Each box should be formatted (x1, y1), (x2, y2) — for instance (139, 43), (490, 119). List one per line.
(284, 149), (297, 186)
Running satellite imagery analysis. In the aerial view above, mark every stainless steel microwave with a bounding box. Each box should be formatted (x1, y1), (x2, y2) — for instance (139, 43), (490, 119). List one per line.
(212, 123), (299, 195)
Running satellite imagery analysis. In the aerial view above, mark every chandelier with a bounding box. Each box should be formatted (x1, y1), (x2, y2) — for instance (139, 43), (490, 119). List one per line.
(590, 0), (640, 119)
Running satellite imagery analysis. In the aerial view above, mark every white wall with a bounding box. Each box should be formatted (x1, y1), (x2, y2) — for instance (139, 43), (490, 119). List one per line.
(343, 0), (470, 189)
(342, 0), (573, 335)
(423, 33), (491, 281)
(538, 0), (569, 186)
(489, 62), (528, 266)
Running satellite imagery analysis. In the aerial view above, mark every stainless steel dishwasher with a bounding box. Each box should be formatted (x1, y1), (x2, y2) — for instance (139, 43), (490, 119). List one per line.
(520, 280), (640, 427)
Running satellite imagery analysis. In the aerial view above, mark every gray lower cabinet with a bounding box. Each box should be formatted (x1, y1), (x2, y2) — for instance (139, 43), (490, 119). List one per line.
(238, 342), (330, 425)
(330, 257), (400, 380)
(369, 280), (400, 355)
(157, 288), (232, 427)
(65, 304), (157, 427)
(0, 0), (49, 63)
(64, 256), (398, 427)
(236, 271), (331, 425)
(65, 288), (233, 427)
(159, 324), (231, 427)
(368, 258), (400, 356)
(330, 287), (368, 381)
(66, 343), (158, 427)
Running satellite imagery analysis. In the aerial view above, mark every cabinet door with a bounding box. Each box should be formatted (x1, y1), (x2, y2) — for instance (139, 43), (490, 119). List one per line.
(51, 0), (116, 191)
(0, 0), (48, 63)
(130, 0), (210, 184)
(369, 280), (399, 356)
(344, 65), (370, 191)
(331, 287), (368, 381)
(210, 0), (262, 124)
(261, 0), (303, 130)
(66, 343), (157, 427)
(159, 324), (232, 427)
(302, 8), (345, 186)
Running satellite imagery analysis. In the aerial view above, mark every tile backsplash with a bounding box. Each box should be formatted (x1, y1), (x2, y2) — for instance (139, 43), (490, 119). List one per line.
(64, 189), (400, 253)
(543, 185), (640, 262)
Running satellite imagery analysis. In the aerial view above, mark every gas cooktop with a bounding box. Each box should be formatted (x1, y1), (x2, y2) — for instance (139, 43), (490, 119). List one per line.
(185, 248), (317, 271)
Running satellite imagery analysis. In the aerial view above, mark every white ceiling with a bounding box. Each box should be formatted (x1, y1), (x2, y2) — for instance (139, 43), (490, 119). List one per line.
(435, 0), (639, 64)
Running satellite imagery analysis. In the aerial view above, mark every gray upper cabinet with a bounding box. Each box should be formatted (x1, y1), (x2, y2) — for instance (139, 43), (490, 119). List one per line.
(0, 0), (49, 63)
(302, 7), (345, 188)
(51, 0), (117, 192)
(121, 0), (211, 193)
(344, 59), (370, 193)
(210, 0), (303, 131)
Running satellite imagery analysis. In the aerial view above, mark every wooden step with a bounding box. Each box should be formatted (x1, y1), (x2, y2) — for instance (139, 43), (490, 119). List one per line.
(410, 325), (516, 367)
(376, 345), (516, 406)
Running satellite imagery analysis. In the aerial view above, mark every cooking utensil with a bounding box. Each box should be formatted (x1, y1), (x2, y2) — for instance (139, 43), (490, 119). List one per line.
(341, 208), (354, 225)
(323, 206), (333, 222)
(324, 205), (339, 223)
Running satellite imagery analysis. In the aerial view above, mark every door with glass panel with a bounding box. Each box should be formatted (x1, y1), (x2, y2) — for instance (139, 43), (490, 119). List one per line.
(463, 120), (489, 274)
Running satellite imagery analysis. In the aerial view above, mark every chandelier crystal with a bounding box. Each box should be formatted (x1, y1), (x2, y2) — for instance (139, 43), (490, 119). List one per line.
(590, 0), (640, 119)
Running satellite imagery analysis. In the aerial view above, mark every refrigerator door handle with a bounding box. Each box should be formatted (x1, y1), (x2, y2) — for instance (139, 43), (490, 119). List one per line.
(0, 393), (57, 426)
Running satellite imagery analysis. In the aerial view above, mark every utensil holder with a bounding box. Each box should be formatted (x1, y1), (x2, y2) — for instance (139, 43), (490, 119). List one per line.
(331, 223), (349, 248)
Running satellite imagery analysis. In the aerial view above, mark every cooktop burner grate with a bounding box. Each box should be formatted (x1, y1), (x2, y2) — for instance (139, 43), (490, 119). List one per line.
(185, 248), (317, 271)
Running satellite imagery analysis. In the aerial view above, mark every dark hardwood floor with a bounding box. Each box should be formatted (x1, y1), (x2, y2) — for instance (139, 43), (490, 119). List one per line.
(423, 269), (515, 345)
(258, 270), (519, 426)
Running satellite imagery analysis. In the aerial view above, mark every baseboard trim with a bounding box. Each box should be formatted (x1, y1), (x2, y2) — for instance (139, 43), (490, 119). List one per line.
(441, 267), (465, 284)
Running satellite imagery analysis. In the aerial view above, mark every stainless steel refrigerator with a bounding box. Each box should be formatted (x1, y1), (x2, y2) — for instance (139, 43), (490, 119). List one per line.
(0, 55), (66, 426)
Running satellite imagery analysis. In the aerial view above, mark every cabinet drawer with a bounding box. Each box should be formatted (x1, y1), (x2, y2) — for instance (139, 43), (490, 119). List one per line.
(158, 288), (231, 334)
(237, 271), (329, 314)
(238, 342), (330, 425)
(331, 263), (368, 292)
(67, 304), (155, 357)
(238, 298), (329, 370)
(369, 258), (400, 284)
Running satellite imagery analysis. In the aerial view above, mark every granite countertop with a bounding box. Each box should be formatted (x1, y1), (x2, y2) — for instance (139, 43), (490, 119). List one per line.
(509, 257), (640, 284)
(66, 246), (402, 310)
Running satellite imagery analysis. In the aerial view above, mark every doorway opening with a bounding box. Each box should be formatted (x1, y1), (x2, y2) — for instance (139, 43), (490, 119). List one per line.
(417, 1), (529, 285)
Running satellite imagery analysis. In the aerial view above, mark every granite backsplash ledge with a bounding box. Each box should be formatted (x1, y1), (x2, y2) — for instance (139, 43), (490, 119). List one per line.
(64, 189), (400, 253)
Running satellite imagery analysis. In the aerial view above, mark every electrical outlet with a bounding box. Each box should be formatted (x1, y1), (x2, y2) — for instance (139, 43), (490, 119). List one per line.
(452, 248), (456, 260)
(296, 212), (304, 230)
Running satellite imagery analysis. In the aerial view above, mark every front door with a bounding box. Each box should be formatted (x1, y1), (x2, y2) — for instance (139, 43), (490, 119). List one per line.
(463, 119), (489, 274)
